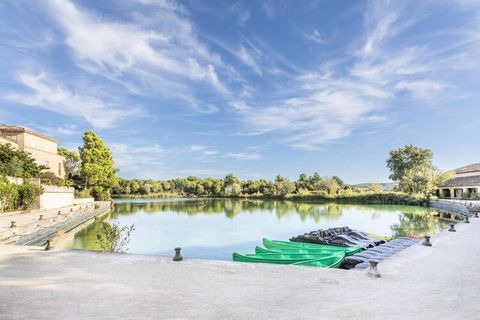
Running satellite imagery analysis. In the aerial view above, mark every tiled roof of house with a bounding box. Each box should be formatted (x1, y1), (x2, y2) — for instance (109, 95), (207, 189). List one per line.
(455, 163), (480, 174)
(0, 125), (59, 143)
(438, 175), (480, 188)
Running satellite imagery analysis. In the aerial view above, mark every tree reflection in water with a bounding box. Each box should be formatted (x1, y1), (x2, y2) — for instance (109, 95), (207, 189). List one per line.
(69, 199), (448, 253)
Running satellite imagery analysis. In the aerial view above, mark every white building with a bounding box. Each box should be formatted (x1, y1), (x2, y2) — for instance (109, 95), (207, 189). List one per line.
(437, 163), (480, 198)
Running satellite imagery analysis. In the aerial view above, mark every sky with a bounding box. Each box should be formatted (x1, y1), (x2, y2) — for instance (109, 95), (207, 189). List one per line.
(1, 0), (479, 183)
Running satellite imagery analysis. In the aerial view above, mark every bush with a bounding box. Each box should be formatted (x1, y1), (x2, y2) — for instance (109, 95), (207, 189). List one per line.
(16, 182), (43, 210)
(0, 177), (43, 212)
(0, 176), (19, 211)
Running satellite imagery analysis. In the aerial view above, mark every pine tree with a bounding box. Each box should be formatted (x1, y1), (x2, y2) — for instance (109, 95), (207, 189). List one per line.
(79, 130), (117, 200)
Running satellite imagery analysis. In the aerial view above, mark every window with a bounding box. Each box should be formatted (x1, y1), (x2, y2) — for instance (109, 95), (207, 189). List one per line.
(44, 161), (49, 168)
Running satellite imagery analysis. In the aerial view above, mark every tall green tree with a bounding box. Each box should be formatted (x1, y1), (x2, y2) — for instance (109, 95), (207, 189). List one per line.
(386, 145), (443, 196)
(79, 130), (118, 200)
(386, 145), (433, 181)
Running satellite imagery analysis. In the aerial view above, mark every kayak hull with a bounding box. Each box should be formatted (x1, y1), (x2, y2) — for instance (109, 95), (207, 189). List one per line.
(262, 238), (361, 256)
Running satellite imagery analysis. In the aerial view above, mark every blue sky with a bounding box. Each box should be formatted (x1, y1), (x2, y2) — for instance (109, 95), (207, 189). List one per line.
(1, 0), (479, 183)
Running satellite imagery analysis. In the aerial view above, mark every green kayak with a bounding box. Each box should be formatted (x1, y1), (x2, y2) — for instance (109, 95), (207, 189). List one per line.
(262, 238), (361, 256)
(232, 251), (345, 268)
(255, 246), (349, 255)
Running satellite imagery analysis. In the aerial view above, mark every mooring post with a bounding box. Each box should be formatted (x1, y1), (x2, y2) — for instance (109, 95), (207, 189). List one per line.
(448, 223), (456, 232)
(45, 240), (51, 251)
(173, 247), (183, 261)
(421, 235), (432, 247)
(10, 221), (16, 228)
(368, 260), (381, 278)
(39, 214), (43, 220)
(57, 210), (62, 215)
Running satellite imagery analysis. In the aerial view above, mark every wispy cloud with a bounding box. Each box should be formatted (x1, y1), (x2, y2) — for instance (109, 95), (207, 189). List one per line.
(236, 1), (480, 149)
(7, 72), (142, 128)
(45, 0), (231, 104)
(230, 2), (250, 26)
(303, 28), (326, 44)
(222, 152), (261, 160)
(110, 143), (164, 175)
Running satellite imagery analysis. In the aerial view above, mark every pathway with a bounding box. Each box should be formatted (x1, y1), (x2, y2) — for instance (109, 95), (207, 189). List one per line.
(0, 219), (478, 319)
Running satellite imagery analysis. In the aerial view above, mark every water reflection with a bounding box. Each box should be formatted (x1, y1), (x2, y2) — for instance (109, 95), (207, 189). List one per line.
(69, 198), (447, 260)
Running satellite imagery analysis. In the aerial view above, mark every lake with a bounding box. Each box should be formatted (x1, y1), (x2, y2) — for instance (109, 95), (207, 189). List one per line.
(68, 198), (447, 260)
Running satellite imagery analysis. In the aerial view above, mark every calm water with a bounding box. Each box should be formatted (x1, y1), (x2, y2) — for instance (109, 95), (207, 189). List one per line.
(69, 198), (447, 260)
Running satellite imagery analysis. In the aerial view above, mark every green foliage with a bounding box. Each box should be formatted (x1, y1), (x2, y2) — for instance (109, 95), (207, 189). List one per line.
(58, 147), (80, 177)
(0, 176), (19, 211)
(387, 145), (446, 196)
(79, 130), (118, 200)
(369, 183), (384, 193)
(0, 176), (43, 212)
(387, 145), (433, 181)
(96, 220), (135, 252)
(37, 171), (63, 186)
(0, 144), (43, 178)
(16, 182), (43, 210)
(274, 175), (295, 196)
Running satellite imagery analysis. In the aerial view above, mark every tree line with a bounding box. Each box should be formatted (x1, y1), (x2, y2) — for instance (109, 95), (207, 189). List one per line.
(0, 126), (455, 204)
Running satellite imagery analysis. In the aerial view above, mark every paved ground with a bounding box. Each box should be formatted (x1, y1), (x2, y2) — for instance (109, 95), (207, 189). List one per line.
(0, 219), (479, 320)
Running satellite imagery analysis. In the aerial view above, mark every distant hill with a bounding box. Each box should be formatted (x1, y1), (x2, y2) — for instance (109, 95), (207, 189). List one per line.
(349, 182), (397, 191)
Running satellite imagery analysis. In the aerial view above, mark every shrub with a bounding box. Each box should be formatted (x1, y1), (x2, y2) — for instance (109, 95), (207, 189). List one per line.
(16, 182), (43, 210)
(0, 176), (19, 211)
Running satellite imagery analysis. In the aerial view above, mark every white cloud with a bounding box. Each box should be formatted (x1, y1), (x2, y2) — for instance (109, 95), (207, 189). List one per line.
(304, 29), (326, 44)
(111, 143), (164, 174)
(237, 46), (262, 75)
(7, 72), (142, 128)
(222, 152), (261, 160)
(230, 2), (250, 26)
(237, 1), (478, 150)
(45, 0), (230, 102)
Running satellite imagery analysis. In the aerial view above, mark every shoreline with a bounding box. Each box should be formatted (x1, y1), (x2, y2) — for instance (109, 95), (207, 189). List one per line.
(0, 217), (478, 319)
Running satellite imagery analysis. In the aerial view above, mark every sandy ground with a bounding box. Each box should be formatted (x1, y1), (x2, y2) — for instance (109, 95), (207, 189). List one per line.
(0, 219), (479, 320)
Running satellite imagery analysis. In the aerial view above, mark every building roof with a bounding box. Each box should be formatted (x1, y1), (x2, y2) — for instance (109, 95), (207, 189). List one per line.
(455, 163), (480, 174)
(438, 175), (480, 188)
(0, 125), (59, 143)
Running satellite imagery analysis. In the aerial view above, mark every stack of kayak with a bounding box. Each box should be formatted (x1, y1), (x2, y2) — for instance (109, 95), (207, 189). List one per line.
(232, 238), (362, 268)
(290, 226), (389, 250)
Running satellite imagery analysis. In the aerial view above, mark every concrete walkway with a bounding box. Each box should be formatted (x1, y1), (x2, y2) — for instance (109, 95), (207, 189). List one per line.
(0, 219), (479, 319)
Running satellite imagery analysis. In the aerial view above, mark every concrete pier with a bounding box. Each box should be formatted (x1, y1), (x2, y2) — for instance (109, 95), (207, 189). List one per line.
(0, 219), (479, 319)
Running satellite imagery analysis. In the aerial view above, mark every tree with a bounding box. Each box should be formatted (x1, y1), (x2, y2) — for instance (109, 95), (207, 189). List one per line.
(386, 145), (440, 196)
(0, 144), (43, 178)
(78, 131), (118, 199)
(274, 175), (295, 196)
(387, 145), (433, 181)
(96, 220), (135, 253)
(58, 147), (80, 178)
(224, 174), (239, 187)
(369, 183), (384, 193)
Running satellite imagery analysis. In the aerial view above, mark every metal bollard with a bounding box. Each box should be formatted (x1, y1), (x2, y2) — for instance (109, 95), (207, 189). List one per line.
(421, 235), (432, 247)
(10, 221), (16, 228)
(58, 210), (62, 215)
(367, 260), (381, 278)
(173, 247), (183, 261)
(464, 216), (470, 224)
(448, 224), (456, 232)
(45, 240), (51, 251)
(39, 214), (43, 220)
